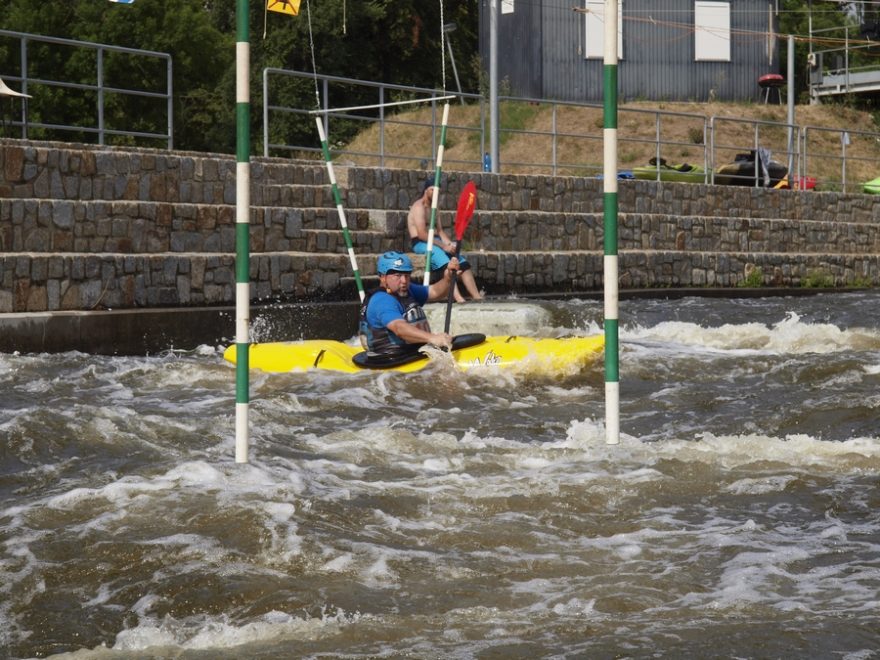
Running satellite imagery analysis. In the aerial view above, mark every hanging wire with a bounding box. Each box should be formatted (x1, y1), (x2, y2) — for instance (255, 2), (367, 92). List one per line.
(306, 0), (320, 109)
(439, 0), (447, 93)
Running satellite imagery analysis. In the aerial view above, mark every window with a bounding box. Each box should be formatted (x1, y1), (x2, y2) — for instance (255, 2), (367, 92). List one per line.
(584, 0), (623, 60)
(695, 1), (730, 61)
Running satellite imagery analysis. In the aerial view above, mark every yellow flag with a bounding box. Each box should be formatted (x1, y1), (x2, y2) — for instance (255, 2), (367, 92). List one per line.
(267, 0), (300, 16)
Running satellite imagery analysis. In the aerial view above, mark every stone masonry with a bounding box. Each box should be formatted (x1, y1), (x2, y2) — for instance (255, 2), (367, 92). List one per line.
(2, 138), (880, 314)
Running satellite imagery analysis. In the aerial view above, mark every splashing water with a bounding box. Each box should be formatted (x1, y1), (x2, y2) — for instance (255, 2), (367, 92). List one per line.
(2, 292), (880, 658)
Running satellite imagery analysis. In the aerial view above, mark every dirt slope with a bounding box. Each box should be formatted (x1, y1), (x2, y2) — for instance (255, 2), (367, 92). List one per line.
(342, 100), (880, 190)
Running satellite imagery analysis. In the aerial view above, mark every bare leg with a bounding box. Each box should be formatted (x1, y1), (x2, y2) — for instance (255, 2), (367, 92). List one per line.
(454, 285), (466, 303)
(458, 270), (482, 300)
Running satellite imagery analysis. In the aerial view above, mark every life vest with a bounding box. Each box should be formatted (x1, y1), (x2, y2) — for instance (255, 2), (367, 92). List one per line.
(358, 288), (431, 356)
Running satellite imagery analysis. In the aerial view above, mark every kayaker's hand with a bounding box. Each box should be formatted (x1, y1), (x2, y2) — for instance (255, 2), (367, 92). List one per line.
(446, 256), (460, 273)
(443, 241), (457, 255)
(428, 332), (453, 349)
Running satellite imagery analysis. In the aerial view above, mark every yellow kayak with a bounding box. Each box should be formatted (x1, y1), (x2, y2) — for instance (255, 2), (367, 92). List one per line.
(223, 333), (604, 375)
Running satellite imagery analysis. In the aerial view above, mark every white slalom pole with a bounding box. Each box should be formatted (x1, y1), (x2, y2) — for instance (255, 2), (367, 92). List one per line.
(603, 0), (620, 445)
(423, 102), (450, 285)
(234, 0), (251, 462)
(315, 117), (365, 302)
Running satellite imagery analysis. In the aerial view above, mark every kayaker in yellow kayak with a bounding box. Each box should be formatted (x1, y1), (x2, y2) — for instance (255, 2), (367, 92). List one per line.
(358, 251), (460, 358)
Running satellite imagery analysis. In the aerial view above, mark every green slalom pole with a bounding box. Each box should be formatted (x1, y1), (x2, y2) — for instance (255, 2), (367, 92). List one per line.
(314, 116), (365, 301)
(423, 102), (450, 285)
(603, 0), (620, 445)
(234, 0), (250, 462)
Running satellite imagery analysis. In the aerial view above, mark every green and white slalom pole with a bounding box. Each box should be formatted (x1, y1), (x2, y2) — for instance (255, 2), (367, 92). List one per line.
(234, 0), (251, 463)
(603, 0), (620, 445)
(315, 116), (365, 302)
(423, 102), (450, 285)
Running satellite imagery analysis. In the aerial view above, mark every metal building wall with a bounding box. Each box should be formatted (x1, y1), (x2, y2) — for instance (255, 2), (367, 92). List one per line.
(479, 0), (544, 98)
(480, 0), (779, 103)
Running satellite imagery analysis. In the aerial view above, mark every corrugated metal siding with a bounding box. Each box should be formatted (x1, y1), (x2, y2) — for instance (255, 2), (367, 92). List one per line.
(478, 0), (543, 98)
(540, 2), (586, 100)
(480, 0), (779, 103)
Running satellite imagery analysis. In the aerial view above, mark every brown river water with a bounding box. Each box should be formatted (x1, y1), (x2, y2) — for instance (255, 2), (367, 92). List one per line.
(2, 292), (879, 659)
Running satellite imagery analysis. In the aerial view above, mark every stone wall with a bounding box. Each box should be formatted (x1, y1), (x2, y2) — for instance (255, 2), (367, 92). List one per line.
(2, 139), (880, 315)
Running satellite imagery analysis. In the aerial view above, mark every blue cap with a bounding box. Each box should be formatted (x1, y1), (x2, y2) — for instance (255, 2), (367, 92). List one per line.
(377, 251), (413, 275)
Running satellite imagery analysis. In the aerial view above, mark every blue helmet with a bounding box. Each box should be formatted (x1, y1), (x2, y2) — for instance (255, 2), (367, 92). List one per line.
(377, 251), (413, 275)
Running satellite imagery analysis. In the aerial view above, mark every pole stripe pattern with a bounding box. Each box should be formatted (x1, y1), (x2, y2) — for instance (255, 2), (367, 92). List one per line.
(234, 3), (250, 462)
(423, 102), (450, 285)
(315, 117), (365, 301)
(603, 0), (620, 445)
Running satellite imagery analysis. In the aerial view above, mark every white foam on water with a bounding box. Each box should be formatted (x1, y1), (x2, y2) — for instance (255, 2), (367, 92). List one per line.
(723, 475), (798, 495)
(111, 608), (370, 652)
(625, 312), (880, 355)
(257, 500), (302, 562)
(670, 432), (880, 471)
(5, 305), (880, 657)
(319, 552), (355, 573)
(424, 301), (553, 336)
(693, 536), (880, 615)
(552, 597), (598, 616)
(505, 577), (603, 618)
(43, 461), (228, 510)
(563, 416), (627, 451)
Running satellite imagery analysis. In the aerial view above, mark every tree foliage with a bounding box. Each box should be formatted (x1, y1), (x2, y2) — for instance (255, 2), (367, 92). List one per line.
(0, 0), (477, 153)
(7, 2), (866, 152)
(777, 0), (878, 102)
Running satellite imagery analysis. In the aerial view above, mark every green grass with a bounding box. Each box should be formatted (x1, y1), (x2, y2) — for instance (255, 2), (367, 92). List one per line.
(801, 269), (835, 288)
(739, 266), (764, 288)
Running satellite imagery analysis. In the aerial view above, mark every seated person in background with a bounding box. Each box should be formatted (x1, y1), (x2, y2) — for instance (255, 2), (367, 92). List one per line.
(407, 179), (482, 303)
(359, 251), (459, 357)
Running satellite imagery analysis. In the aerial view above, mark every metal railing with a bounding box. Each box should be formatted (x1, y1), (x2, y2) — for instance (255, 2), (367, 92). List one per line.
(263, 70), (880, 193)
(802, 124), (880, 192)
(262, 68), (485, 168)
(809, 23), (880, 100)
(709, 115), (798, 186)
(0, 30), (173, 148)
(3, 47), (869, 193)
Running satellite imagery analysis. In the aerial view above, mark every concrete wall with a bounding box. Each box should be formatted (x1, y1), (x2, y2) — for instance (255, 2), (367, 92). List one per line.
(2, 138), (880, 330)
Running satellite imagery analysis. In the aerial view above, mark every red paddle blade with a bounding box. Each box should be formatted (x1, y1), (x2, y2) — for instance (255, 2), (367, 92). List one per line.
(454, 181), (477, 240)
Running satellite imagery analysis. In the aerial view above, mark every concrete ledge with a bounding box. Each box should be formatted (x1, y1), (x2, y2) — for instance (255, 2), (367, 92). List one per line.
(0, 302), (360, 355)
(0, 287), (859, 355)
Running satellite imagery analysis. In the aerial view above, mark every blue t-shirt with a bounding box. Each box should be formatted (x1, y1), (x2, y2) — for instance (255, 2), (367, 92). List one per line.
(366, 283), (430, 329)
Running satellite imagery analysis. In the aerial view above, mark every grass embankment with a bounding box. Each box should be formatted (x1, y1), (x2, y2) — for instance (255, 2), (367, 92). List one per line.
(340, 100), (880, 190)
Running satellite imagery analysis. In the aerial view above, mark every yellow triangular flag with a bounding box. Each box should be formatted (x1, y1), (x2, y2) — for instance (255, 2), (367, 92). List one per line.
(267, 0), (300, 16)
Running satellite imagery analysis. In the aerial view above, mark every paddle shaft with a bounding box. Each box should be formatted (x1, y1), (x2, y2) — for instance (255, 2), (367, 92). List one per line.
(443, 243), (462, 334)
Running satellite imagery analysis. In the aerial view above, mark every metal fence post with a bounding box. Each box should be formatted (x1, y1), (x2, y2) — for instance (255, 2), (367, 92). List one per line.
(97, 48), (105, 145)
(20, 37), (28, 139)
(166, 58), (174, 149)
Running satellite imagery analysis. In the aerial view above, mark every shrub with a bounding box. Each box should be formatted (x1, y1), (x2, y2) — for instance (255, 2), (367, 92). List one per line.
(740, 265), (763, 288)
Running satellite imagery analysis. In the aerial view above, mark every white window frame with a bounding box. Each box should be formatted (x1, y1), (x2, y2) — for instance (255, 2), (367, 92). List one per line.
(584, 0), (623, 60)
(501, 0), (514, 14)
(694, 1), (731, 62)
